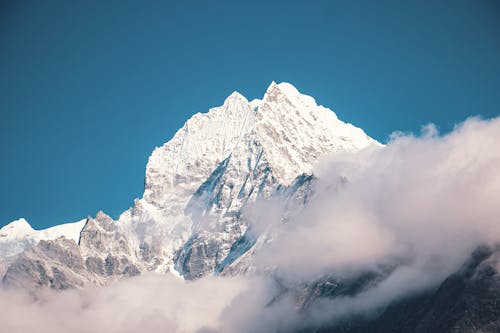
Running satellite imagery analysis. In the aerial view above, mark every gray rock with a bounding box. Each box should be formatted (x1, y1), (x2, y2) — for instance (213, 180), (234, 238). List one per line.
(2, 237), (87, 290)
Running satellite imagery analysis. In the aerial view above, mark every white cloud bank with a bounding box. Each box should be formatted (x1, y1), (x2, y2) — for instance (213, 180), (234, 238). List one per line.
(255, 117), (500, 280)
(1, 116), (500, 332)
(0, 274), (261, 333)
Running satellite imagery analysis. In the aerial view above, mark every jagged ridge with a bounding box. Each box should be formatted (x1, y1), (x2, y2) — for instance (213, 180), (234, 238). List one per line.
(0, 81), (377, 286)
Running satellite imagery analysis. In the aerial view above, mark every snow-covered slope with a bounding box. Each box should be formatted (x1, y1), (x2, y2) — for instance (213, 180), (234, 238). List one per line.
(112, 81), (378, 279)
(144, 81), (374, 208)
(1, 82), (379, 286)
(0, 218), (85, 259)
(254, 82), (375, 185)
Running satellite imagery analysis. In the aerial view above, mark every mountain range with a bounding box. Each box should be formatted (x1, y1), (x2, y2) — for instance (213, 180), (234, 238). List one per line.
(1, 82), (498, 332)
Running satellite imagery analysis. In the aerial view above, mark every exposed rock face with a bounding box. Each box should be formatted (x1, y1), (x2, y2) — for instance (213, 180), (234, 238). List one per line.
(79, 211), (139, 281)
(2, 237), (87, 290)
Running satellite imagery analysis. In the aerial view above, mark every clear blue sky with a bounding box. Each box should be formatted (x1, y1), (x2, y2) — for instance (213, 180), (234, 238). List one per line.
(1, 0), (499, 229)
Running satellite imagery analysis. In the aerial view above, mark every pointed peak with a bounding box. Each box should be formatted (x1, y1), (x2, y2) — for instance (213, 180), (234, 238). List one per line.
(95, 210), (113, 222)
(0, 218), (35, 238)
(84, 211), (115, 232)
(262, 81), (317, 109)
(224, 91), (248, 103)
(2, 218), (32, 230)
(266, 81), (301, 97)
(202, 90), (252, 120)
(217, 91), (251, 114)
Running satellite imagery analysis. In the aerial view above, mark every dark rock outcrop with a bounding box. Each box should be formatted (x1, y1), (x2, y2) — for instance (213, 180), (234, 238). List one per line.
(315, 246), (500, 333)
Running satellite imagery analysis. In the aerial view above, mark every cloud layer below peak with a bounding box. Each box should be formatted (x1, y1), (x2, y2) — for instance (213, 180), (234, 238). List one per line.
(2, 116), (500, 333)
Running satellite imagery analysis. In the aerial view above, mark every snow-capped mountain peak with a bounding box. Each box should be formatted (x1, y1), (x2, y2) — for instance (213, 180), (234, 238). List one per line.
(0, 217), (86, 260)
(0, 218), (34, 240)
(144, 82), (377, 206)
(126, 82), (379, 278)
(225, 90), (249, 103)
(264, 81), (318, 110)
(254, 82), (376, 185)
(1, 82), (380, 283)
(0, 218), (85, 243)
(143, 87), (256, 208)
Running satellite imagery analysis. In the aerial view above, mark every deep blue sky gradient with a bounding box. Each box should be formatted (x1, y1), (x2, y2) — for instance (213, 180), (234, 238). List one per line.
(1, 0), (499, 229)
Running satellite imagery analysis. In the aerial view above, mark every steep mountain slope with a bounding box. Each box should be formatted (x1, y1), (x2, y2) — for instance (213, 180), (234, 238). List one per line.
(0, 82), (378, 286)
(121, 81), (377, 279)
(314, 246), (500, 333)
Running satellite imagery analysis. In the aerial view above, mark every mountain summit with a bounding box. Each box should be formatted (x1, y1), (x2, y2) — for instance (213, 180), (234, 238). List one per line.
(144, 81), (375, 207)
(0, 82), (378, 283)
